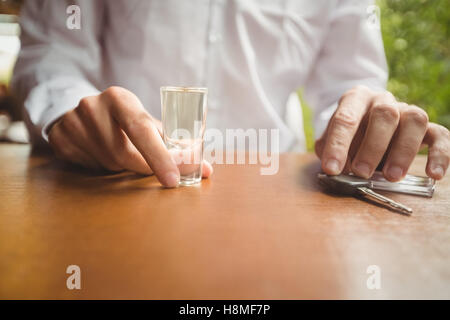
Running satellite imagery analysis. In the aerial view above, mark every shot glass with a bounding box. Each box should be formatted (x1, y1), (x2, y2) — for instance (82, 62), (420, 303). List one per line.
(161, 86), (208, 186)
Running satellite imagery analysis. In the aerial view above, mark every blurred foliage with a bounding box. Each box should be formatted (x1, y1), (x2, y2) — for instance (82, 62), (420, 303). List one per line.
(378, 0), (450, 128)
(298, 89), (315, 152)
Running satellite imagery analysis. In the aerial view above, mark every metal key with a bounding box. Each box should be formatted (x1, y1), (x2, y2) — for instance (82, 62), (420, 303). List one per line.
(317, 173), (413, 215)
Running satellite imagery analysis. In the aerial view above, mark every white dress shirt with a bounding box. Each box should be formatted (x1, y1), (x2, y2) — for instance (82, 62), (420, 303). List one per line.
(12, 0), (388, 151)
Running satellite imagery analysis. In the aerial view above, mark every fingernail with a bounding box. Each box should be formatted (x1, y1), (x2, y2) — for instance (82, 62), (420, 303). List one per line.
(354, 162), (371, 178)
(164, 172), (179, 188)
(431, 165), (444, 179)
(325, 159), (341, 174)
(387, 165), (403, 181)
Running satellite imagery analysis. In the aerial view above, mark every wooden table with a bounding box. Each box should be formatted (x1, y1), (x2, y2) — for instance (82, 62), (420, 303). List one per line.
(0, 144), (449, 299)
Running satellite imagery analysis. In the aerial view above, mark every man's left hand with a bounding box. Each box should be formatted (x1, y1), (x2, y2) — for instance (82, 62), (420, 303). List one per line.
(315, 85), (450, 181)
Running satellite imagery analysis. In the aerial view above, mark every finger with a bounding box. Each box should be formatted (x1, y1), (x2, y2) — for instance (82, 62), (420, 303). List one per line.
(48, 122), (101, 169)
(341, 121), (367, 173)
(76, 98), (153, 175)
(423, 123), (450, 180)
(104, 87), (180, 187)
(321, 86), (373, 175)
(351, 95), (399, 178)
(383, 105), (428, 181)
(317, 118), (366, 174)
(202, 160), (213, 178)
(109, 129), (154, 175)
(167, 143), (212, 179)
(62, 107), (123, 172)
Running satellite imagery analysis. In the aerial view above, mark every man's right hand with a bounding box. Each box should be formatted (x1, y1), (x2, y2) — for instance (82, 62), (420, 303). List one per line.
(48, 86), (212, 187)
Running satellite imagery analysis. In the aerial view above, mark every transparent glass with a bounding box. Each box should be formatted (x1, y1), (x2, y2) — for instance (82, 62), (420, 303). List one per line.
(161, 86), (208, 186)
(369, 171), (435, 198)
(320, 172), (436, 198)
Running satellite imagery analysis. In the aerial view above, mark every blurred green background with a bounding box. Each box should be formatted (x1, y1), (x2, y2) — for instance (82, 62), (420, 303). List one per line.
(378, 0), (450, 128)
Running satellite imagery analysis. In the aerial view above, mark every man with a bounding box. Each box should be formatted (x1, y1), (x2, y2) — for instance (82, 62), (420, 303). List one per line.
(12, 0), (450, 188)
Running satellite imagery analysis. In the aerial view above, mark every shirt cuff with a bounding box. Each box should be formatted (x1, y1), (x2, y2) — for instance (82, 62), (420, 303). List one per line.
(24, 78), (101, 142)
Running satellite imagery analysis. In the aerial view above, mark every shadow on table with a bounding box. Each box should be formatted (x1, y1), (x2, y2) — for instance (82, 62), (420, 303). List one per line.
(297, 156), (415, 215)
(26, 151), (164, 194)
(297, 157), (357, 200)
(296, 157), (325, 191)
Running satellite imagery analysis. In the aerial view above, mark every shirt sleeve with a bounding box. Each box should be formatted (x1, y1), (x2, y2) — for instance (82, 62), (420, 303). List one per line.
(12, 0), (105, 145)
(304, 0), (388, 139)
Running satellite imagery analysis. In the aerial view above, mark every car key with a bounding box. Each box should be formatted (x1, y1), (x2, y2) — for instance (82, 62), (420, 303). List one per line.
(317, 173), (413, 215)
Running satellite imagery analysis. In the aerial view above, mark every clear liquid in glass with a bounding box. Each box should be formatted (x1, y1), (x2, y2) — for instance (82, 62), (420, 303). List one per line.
(166, 138), (203, 185)
(161, 87), (207, 186)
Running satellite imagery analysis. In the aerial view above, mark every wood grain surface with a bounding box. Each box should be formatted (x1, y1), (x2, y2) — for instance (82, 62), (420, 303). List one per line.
(0, 144), (449, 299)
